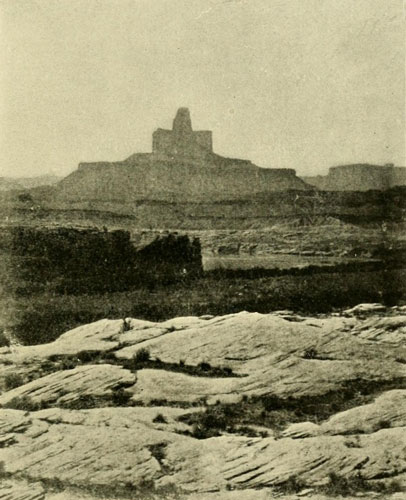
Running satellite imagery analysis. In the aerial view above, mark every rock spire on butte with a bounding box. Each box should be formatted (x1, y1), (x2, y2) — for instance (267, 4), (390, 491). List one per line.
(58, 107), (311, 206)
(152, 108), (213, 159)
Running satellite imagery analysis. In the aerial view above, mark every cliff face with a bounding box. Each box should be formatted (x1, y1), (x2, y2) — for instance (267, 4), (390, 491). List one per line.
(302, 164), (406, 191)
(56, 154), (311, 203)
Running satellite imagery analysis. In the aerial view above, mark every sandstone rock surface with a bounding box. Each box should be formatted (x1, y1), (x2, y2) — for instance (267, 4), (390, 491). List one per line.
(0, 364), (135, 407)
(1, 306), (405, 499)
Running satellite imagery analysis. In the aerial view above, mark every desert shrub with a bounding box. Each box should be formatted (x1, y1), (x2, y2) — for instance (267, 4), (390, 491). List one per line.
(122, 319), (131, 332)
(202, 409), (228, 430)
(0, 461), (9, 479)
(4, 395), (43, 411)
(320, 472), (401, 495)
(189, 406), (231, 439)
(222, 366), (233, 375)
(150, 398), (168, 406)
(303, 347), (318, 359)
(377, 419), (391, 430)
(179, 359), (185, 367)
(103, 351), (118, 362)
(0, 329), (10, 347)
(153, 413), (168, 424)
(77, 351), (99, 363)
(133, 348), (150, 364)
(59, 394), (101, 410)
(148, 443), (167, 463)
(262, 395), (285, 411)
(40, 360), (55, 372)
(323, 473), (369, 496)
(59, 358), (78, 370)
(275, 476), (307, 494)
(236, 425), (262, 437)
(111, 388), (132, 406)
(4, 373), (24, 390)
(198, 361), (211, 372)
(191, 422), (220, 439)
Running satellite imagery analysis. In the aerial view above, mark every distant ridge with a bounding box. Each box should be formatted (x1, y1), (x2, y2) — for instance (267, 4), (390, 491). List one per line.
(55, 108), (312, 203)
(301, 163), (406, 191)
(0, 174), (61, 192)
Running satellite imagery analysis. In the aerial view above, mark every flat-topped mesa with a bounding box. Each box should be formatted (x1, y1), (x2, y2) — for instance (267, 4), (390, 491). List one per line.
(152, 107), (213, 159)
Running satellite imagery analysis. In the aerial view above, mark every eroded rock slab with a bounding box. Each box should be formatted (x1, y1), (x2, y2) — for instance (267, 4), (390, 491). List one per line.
(0, 405), (405, 495)
(0, 364), (135, 407)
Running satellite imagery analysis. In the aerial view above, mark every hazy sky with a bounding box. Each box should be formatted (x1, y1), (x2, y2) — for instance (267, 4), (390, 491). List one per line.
(1, 0), (404, 178)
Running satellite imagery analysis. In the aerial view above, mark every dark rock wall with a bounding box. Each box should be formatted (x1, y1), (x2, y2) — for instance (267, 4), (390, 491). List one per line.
(0, 227), (203, 294)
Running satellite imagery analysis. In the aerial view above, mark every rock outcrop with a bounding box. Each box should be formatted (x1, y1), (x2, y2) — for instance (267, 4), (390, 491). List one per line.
(55, 108), (311, 204)
(1, 306), (405, 499)
(302, 164), (406, 191)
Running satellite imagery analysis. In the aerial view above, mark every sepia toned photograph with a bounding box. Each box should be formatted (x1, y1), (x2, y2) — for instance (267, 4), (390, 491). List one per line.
(0, 1), (405, 499)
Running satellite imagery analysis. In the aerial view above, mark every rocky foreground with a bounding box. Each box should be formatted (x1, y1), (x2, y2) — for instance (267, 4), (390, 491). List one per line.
(0, 304), (405, 500)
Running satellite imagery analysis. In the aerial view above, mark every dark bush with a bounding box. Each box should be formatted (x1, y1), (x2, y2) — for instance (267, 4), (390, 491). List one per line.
(59, 394), (101, 410)
(4, 395), (43, 411)
(133, 348), (150, 364)
(111, 388), (132, 406)
(153, 413), (168, 424)
(148, 443), (167, 464)
(198, 361), (211, 372)
(189, 406), (230, 438)
(150, 399), (168, 406)
(275, 476), (307, 494)
(262, 395), (285, 412)
(303, 347), (318, 359)
(4, 373), (24, 390)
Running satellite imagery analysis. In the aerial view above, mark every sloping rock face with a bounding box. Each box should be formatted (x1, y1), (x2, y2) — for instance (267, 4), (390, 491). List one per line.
(0, 404), (405, 499)
(55, 153), (310, 204)
(1, 306), (405, 499)
(0, 364), (136, 407)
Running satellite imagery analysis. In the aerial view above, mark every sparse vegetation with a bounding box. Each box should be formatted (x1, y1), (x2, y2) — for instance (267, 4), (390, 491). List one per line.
(2, 268), (405, 346)
(153, 413), (168, 424)
(274, 476), (307, 494)
(303, 347), (318, 359)
(4, 395), (44, 411)
(119, 355), (240, 378)
(111, 387), (132, 406)
(133, 348), (150, 364)
(198, 361), (211, 372)
(148, 443), (167, 465)
(275, 472), (403, 496)
(180, 377), (406, 437)
(4, 373), (24, 390)
(321, 472), (402, 496)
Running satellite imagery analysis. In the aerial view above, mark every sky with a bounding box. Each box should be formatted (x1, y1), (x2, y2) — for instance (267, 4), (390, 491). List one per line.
(0, 0), (404, 178)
